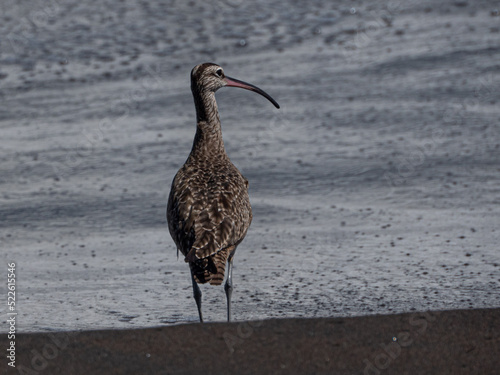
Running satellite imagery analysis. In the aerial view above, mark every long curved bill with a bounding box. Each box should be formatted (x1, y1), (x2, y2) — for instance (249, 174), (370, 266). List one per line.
(225, 76), (280, 109)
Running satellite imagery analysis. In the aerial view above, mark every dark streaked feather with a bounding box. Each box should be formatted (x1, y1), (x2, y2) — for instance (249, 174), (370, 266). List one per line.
(167, 154), (252, 284)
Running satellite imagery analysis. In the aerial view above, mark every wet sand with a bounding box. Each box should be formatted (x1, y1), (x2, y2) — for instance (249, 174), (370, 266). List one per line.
(1, 7), (500, 375)
(2, 1), (499, 373)
(5, 308), (500, 374)
(1, 0), (499, 333)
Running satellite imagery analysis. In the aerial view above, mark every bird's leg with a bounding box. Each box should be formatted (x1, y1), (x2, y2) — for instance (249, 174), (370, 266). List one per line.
(191, 271), (203, 323)
(224, 255), (234, 322)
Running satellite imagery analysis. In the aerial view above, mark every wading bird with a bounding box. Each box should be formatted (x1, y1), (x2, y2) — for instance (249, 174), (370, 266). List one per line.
(167, 63), (279, 322)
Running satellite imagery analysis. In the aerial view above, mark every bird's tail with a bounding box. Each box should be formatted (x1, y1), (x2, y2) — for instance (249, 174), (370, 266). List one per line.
(189, 247), (230, 286)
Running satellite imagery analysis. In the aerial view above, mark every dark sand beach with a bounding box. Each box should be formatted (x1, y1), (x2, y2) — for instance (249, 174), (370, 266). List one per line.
(1, 0), (500, 373)
(5, 308), (500, 374)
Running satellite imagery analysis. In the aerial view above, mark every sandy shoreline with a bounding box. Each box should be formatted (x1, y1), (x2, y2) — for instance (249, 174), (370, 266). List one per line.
(1, 0), (499, 332)
(0, 2), (498, 374)
(4, 308), (499, 374)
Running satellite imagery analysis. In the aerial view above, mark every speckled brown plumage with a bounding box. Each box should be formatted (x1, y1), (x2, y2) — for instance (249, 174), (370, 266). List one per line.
(167, 149), (251, 285)
(167, 63), (279, 322)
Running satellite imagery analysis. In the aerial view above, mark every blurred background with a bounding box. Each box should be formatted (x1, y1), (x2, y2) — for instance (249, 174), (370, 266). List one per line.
(1, 0), (499, 331)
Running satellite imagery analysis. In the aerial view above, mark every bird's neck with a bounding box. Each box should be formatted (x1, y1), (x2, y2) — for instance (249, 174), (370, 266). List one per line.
(190, 90), (226, 158)
(193, 90), (220, 124)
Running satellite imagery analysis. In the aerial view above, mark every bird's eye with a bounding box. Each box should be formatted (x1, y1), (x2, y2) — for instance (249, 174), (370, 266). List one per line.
(215, 69), (223, 77)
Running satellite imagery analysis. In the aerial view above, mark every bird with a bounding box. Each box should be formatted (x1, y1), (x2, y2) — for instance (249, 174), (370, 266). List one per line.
(167, 63), (279, 323)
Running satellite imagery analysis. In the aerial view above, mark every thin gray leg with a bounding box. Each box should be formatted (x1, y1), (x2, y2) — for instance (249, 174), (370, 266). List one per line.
(191, 271), (203, 323)
(224, 258), (234, 322)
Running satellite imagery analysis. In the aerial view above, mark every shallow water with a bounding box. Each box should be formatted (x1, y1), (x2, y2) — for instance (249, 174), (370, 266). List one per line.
(1, 0), (499, 332)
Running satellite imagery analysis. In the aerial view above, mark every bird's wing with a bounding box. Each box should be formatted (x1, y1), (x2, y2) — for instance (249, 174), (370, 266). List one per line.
(167, 175), (195, 258)
(167, 166), (252, 262)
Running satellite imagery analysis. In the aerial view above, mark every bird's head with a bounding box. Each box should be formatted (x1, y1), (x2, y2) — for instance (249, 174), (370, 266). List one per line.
(191, 62), (280, 109)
